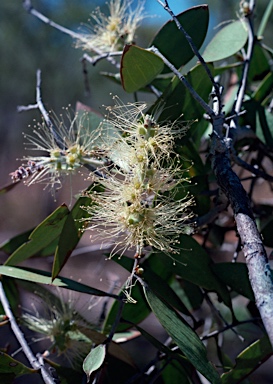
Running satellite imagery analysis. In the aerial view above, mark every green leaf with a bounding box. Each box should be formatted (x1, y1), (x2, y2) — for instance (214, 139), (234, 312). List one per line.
(143, 285), (221, 384)
(4, 205), (70, 266)
(0, 352), (36, 377)
(203, 20), (248, 62)
(0, 230), (32, 255)
(248, 44), (270, 81)
(80, 328), (135, 367)
(143, 266), (195, 320)
(83, 344), (106, 382)
(153, 64), (214, 122)
(257, 0), (273, 36)
(0, 266), (119, 298)
(156, 235), (232, 308)
(121, 45), (164, 92)
(221, 336), (273, 384)
(151, 5), (209, 72)
(162, 359), (193, 384)
(52, 195), (91, 280)
(257, 105), (273, 147)
(103, 252), (177, 333)
(252, 72), (273, 103)
(0, 230), (60, 258)
(211, 263), (254, 301)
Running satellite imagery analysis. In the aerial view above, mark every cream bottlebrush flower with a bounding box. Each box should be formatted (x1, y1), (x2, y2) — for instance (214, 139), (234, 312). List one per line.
(85, 173), (194, 257)
(75, 0), (146, 53)
(22, 290), (92, 368)
(83, 98), (194, 257)
(105, 96), (189, 167)
(11, 108), (106, 190)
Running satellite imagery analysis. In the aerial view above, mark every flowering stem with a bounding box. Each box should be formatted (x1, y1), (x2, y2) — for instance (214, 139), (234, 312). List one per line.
(22, 0), (119, 67)
(0, 281), (57, 384)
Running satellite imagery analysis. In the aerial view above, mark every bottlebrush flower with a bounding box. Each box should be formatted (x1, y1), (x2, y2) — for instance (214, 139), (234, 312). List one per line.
(83, 98), (194, 257)
(10, 108), (107, 191)
(21, 289), (92, 368)
(75, 0), (146, 53)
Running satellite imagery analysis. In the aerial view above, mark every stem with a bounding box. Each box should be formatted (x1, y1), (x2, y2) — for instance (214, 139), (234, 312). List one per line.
(22, 0), (119, 67)
(149, 46), (214, 116)
(231, 1), (256, 123)
(157, 0), (215, 85)
(0, 281), (57, 384)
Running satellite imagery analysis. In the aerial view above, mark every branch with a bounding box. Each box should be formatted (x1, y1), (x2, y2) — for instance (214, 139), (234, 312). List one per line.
(22, 0), (119, 67)
(18, 69), (64, 149)
(158, 0), (273, 348)
(0, 281), (57, 384)
(210, 132), (273, 346)
(157, 1), (216, 86)
(149, 46), (214, 116)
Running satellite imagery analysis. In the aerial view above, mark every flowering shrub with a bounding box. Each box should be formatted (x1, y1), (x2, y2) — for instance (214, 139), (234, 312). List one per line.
(1, 1), (273, 383)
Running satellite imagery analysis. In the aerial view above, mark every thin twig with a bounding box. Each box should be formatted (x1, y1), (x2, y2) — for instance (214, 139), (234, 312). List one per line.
(82, 51), (121, 67)
(201, 318), (261, 340)
(157, 0), (216, 87)
(149, 46), (214, 116)
(22, 0), (119, 67)
(0, 281), (57, 384)
(231, 0), (256, 125)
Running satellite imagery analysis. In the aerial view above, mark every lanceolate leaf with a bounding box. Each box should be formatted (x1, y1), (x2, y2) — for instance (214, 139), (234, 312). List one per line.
(52, 195), (91, 281)
(4, 205), (70, 266)
(221, 336), (273, 384)
(151, 5), (209, 72)
(154, 235), (232, 308)
(143, 285), (221, 384)
(0, 266), (119, 298)
(212, 263), (255, 301)
(121, 45), (164, 92)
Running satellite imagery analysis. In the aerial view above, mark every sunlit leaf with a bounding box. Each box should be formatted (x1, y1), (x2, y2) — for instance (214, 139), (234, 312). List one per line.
(0, 266), (119, 298)
(221, 336), (273, 383)
(83, 344), (106, 382)
(203, 20), (248, 62)
(151, 5), (209, 72)
(4, 205), (70, 266)
(121, 45), (164, 92)
(81, 328), (135, 367)
(143, 285), (221, 384)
